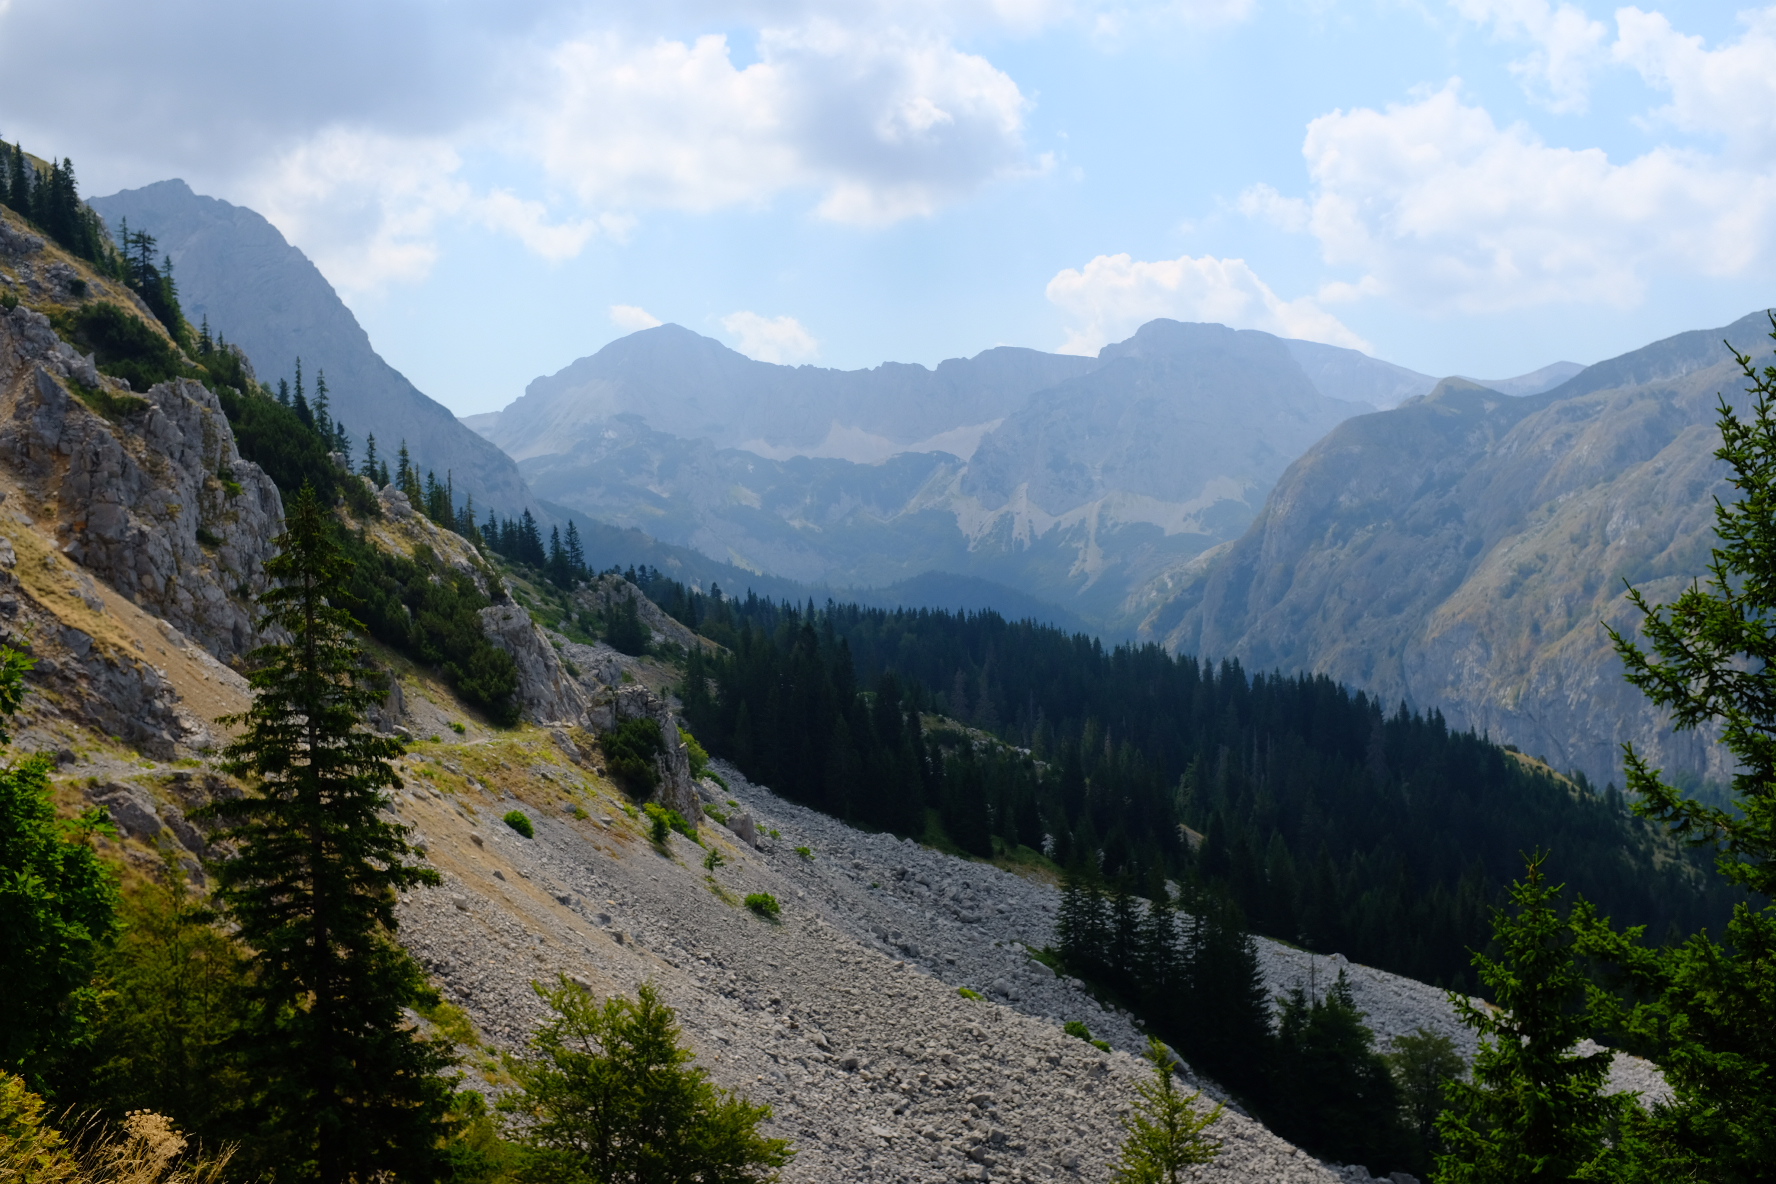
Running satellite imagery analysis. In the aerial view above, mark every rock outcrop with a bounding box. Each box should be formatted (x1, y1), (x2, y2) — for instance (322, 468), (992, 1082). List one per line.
(576, 573), (704, 651)
(0, 305), (281, 660)
(478, 603), (587, 724)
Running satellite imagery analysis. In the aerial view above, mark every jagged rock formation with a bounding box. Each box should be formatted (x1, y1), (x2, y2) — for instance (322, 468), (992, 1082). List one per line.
(576, 573), (704, 650)
(479, 603), (586, 723)
(1142, 311), (1776, 787)
(86, 180), (540, 518)
(0, 311), (280, 658)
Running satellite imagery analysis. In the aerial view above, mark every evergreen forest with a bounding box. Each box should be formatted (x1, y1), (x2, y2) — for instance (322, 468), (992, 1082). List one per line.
(656, 585), (1736, 995)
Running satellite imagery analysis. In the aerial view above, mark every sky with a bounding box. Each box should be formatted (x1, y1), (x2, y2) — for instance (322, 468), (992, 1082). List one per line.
(1, 0), (1773, 415)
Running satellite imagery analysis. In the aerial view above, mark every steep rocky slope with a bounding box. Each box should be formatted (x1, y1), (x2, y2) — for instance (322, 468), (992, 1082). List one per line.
(86, 180), (538, 518)
(1143, 311), (1776, 788)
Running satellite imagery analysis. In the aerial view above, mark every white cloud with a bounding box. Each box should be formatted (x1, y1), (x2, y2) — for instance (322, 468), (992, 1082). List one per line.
(239, 129), (469, 295)
(1452, 0), (1607, 113)
(1293, 80), (1776, 312)
(236, 128), (608, 294)
(720, 311), (820, 363)
(1045, 252), (1369, 354)
(610, 304), (664, 331)
(529, 22), (1032, 226)
(1237, 182), (1308, 231)
(474, 190), (598, 262)
(1613, 6), (1776, 159)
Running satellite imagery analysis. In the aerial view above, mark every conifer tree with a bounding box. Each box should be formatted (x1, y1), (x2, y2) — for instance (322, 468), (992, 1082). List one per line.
(312, 372), (331, 449)
(1110, 1038), (1222, 1183)
(1568, 316), (1776, 1182)
(563, 518), (585, 577)
(359, 433), (380, 484)
(4, 143), (27, 215)
(1435, 856), (1622, 1183)
(203, 485), (455, 1183)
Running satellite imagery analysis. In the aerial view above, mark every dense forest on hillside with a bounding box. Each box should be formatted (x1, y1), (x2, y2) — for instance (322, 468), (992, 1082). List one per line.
(638, 576), (1736, 992)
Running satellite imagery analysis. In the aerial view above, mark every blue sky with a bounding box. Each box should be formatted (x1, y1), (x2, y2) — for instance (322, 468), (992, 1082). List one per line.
(2, 0), (1773, 414)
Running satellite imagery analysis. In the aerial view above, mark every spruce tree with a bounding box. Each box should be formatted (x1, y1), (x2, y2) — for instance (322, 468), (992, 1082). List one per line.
(564, 519), (585, 578)
(1570, 315), (1776, 1182)
(1110, 1038), (1222, 1183)
(203, 485), (455, 1183)
(359, 433), (380, 484)
(312, 372), (331, 449)
(1435, 856), (1623, 1183)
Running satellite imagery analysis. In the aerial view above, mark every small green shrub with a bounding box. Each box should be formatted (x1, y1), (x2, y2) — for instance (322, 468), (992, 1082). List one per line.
(194, 526), (222, 547)
(957, 987), (983, 1001)
(768, 828), (780, 839)
(1092, 1039), (1112, 1052)
(450, 721), (466, 735)
(600, 718), (664, 797)
(503, 810), (534, 839)
(1064, 1020), (1092, 1042)
(706, 772), (728, 791)
(703, 848), (725, 872)
(794, 846), (814, 861)
(643, 803), (698, 846)
(680, 727), (710, 780)
(571, 806), (589, 821)
(704, 806), (728, 825)
(744, 892), (780, 919)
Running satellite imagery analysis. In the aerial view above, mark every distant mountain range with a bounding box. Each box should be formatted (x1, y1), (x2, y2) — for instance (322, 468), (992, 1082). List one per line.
(88, 180), (538, 517)
(471, 319), (1577, 627)
(1143, 310), (1776, 788)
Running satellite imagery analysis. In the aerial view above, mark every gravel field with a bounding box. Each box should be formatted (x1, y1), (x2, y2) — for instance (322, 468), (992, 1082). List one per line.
(390, 742), (1661, 1183)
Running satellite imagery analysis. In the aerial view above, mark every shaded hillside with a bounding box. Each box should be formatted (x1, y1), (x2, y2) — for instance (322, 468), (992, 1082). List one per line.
(87, 180), (538, 516)
(1143, 311), (1776, 788)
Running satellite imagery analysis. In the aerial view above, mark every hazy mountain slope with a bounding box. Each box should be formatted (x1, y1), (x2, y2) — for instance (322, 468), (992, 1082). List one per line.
(482, 323), (1103, 463)
(509, 320), (1379, 626)
(87, 180), (538, 516)
(1283, 338), (1437, 407)
(1143, 311), (1776, 788)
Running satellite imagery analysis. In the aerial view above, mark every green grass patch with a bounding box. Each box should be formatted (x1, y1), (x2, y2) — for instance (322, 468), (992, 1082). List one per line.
(957, 987), (983, 1001)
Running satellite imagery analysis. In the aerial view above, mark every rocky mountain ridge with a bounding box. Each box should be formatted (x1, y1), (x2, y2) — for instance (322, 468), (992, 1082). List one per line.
(86, 180), (539, 519)
(1142, 310), (1776, 788)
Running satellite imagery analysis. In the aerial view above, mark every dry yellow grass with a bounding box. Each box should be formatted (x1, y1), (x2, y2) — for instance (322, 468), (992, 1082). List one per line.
(1, 1075), (232, 1184)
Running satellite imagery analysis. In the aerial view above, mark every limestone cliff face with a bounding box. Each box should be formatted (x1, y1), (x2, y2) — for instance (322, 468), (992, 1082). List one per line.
(1143, 312), (1776, 788)
(0, 305), (280, 660)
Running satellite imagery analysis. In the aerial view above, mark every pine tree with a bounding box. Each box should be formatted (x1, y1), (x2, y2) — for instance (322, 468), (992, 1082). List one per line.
(1571, 314), (1776, 1182)
(1270, 971), (1406, 1170)
(312, 372), (331, 449)
(4, 143), (27, 215)
(1110, 1038), (1222, 1183)
(564, 518), (585, 578)
(202, 485), (456, 1183)
(359, 434), (380, 484)
(1435, 856), (1623, 1183)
